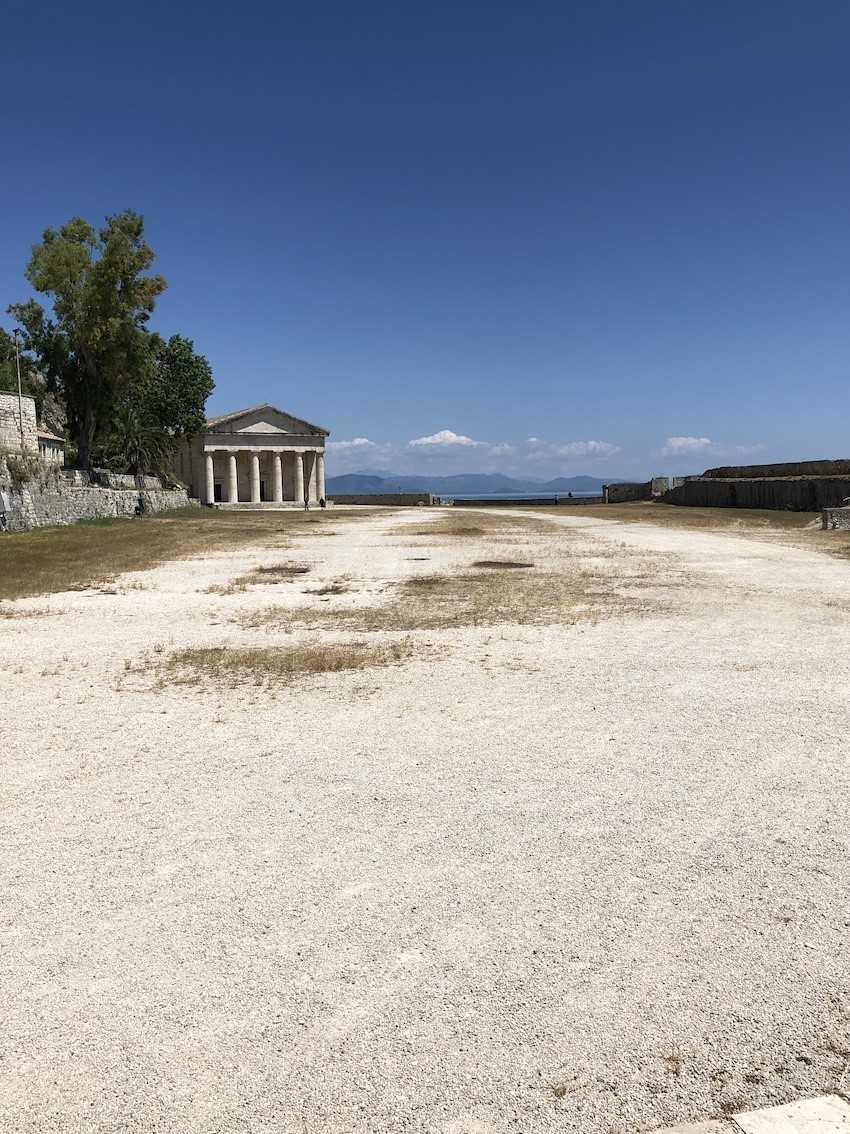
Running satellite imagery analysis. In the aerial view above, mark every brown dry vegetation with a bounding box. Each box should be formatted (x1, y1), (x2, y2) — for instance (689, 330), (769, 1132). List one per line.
(161, 639), (414, 688)
(0, 604), (53, 619)
(389, 512), (554, 540)
(205, 563), (311, 595)
(0, 508), (379, 601)
(244, 538), (675, 634)
(515, 501), (850, 557)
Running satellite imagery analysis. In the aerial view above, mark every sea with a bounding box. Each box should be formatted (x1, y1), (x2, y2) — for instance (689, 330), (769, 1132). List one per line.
(441, 491), (600, 501)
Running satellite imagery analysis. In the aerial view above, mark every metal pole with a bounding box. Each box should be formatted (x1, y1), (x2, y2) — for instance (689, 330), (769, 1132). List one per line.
(13, 328), (25, 450)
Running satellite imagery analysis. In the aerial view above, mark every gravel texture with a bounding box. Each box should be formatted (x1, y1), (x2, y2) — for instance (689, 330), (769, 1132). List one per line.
(2, 507), (850, 1133)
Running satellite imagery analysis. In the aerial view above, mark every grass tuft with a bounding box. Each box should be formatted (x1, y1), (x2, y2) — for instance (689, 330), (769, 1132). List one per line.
(472, 559), (535, 569)
(162, 639), (414, 687)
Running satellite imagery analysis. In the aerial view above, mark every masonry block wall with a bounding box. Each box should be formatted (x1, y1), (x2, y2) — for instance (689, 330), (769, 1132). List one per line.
(603, 482), (652, 503)
(0, 458), (193, 531)
(0, 392), (38, 452)
(664, 476), (850, 510)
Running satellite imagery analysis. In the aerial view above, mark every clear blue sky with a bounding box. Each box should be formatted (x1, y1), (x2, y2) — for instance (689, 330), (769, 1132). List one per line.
(2, 0), (849, 479)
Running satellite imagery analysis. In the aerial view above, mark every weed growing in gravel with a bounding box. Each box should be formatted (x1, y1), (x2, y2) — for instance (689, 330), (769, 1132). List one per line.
(0, 605), (52, 619)
(661, 1044), (686, 1075)
(304, 578), (352, 595)
(205, 563), (312, 594)
(161, 639), (415, 687)
(243, 562), (656, 633)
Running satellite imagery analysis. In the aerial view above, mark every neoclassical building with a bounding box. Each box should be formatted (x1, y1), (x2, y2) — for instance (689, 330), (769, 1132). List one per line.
(175, 403), (329, 506)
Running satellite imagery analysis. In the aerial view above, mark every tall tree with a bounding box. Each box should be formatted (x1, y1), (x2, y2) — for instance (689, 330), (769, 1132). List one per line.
(9, 212), (166, 469)
(98, 335), (214, 474)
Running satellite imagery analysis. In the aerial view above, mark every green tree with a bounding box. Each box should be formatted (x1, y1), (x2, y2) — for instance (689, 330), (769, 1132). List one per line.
(0, 328), (37, 397)
(143, 334), (214, 440)
(98, 335), (214, 475)
(9, 212), (166, 469)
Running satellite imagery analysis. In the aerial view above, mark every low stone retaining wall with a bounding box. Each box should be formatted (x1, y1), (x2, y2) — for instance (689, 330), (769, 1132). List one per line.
(0, 459), (195, 531)
(328, 492), (435, 506)
(453, 495), (604, 506)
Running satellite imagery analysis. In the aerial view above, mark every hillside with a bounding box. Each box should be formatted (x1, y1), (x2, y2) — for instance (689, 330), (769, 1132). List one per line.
(326, 472), (618, 495)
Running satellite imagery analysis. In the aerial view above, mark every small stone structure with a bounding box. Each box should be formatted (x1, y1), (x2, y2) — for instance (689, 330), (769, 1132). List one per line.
(604, 481), (652, 503)
(0, 391), (39, 452)
(822, 506), (850, 530)
(174, 402), (329, 507)
(37, 429), (65, 464)
(1, 391), (65, 465)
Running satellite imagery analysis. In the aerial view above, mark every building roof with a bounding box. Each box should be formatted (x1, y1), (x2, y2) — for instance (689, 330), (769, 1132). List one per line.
(206, 402), (329, 436)
(37, 427), (65, 444)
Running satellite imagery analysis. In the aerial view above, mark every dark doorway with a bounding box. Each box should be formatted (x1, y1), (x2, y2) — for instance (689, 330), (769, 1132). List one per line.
(260, 480), (267, 502)
(214, 482), (223, 502)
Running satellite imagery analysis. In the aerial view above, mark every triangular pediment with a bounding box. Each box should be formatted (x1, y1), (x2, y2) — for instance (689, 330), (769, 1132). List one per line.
(238, 420), (288, 434)
(206, 402), (329, 436)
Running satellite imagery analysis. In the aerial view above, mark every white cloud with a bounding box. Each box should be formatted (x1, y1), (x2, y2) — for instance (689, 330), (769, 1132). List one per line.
(488, 442), (515, 457)
(409, 429), (481, 448)
(526, 437), (621, 461)
(326, 437), (376, 452)
(661, 436), (716, 456)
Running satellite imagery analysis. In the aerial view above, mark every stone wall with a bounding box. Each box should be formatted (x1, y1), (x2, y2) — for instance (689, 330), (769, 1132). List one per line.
(663, 476), (850, 511)
(703, 459), (850, 479)
(328, 492), (435, 506)
(453, 495), (604, 506)
(0, 392), (38, 452)
(0, 458), (195, 532)
(604, 481), (652, 503)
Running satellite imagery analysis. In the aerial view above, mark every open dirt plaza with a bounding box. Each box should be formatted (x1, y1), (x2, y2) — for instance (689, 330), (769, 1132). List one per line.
(2, 505), (850, 1133)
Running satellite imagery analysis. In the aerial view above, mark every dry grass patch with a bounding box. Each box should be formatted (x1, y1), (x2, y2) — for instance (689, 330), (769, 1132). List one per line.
(204, 562), (312, 594)
(305, 578), (352, 595)
(472, 559), (534, 569)
(0, 604), (53, 619)
(0, 507), (376, 601)
(244, 554), (670, 633)
(162, 639), (414, 687)
(389, 512), (552, 540)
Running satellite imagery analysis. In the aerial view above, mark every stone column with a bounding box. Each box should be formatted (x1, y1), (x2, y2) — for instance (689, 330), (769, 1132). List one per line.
(272, 452), (283, 503)
(250, 453), (261, 503)
(294, 450), (304, 503)
(205, 452), (215, 504)
(304, 452), (315, 503)
(228, 452), (238, 503)
(316, 452), (326, 500)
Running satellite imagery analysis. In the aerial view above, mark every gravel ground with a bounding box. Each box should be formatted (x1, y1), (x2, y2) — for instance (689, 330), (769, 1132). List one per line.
(2, 507), (850, 1133)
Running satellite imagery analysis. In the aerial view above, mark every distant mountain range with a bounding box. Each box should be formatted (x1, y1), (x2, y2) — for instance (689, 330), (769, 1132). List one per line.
(326, 472), (621, 496)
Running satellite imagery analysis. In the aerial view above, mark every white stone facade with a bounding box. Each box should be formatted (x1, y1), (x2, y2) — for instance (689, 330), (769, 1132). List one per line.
(174, 403), (329, 506)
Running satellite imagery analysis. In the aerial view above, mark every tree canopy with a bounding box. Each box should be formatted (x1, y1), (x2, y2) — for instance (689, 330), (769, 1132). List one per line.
(7, 211), (212, 473)
(97, 335), (214, 474)
(0, 328), (38, 398)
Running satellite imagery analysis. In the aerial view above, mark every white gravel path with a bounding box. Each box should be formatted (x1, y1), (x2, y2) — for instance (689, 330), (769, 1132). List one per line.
(2, 507), (850, 1133)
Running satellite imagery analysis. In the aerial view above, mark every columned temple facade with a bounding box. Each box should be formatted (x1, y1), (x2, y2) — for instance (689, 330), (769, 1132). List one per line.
(175, 404), (329, 507)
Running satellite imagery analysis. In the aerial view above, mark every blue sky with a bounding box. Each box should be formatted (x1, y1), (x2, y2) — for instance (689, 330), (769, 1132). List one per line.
(1, 1), (849, 480)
